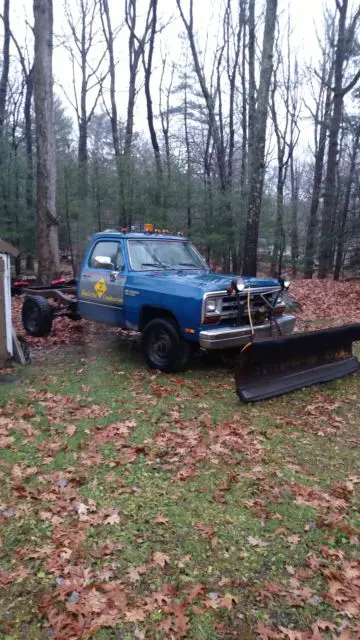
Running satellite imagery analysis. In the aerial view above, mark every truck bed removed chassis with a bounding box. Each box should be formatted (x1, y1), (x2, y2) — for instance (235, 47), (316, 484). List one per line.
(24, 286), (78, 318)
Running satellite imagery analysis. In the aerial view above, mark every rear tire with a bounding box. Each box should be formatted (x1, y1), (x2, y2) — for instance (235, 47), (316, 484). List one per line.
(141, 318), (191, 373)
(22, 296), (53, 337)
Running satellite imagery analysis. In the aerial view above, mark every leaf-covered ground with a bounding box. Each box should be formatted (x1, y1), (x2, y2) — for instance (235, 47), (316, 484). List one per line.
(1, 282), (359, 639)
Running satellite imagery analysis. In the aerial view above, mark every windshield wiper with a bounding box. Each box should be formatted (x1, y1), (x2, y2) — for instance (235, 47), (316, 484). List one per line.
(141, 262), (168, 269)
(175, 262), (200, 268)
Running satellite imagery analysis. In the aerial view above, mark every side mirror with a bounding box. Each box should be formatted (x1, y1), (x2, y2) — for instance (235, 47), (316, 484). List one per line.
(94, 256), (114, 270)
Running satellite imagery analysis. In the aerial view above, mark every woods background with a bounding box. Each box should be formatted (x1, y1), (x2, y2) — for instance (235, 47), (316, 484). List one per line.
(0, 0), (359, 280)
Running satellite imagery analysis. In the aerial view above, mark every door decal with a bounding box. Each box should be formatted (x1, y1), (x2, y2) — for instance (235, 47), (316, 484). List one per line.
(80, 274), (125, 306)
(94, 277), (107, 298)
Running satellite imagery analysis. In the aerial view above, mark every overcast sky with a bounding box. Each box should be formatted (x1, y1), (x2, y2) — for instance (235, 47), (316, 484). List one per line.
(5, 0), (359, 154)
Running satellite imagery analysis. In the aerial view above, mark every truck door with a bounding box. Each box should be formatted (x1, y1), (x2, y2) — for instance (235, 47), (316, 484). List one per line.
(78, 238), (127, 326)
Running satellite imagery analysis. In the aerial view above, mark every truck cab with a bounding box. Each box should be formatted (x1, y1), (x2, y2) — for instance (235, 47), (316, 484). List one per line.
(76, 229), (295, 372)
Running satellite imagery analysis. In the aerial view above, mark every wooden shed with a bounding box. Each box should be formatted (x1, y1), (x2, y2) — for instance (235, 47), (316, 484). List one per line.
(0, 239), (20, 367)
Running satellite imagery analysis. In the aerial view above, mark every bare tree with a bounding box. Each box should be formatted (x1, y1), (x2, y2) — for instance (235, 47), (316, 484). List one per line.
(8, 30), (35, 228)
(61, 0), (107, 261)
(242, 0), (278, 275)
(99, 0), (122, 222)
(0, 0), (9, 140)
(239, 0), (248, 207)
(334, 119), (360, 280)
(0, 0), (10, 227)
(290, 155), (300, 276)
(124, 0), (153, 226)
(159, 53), (174, 192)
(63, 0), (107, 193)
(303, 14), (335, 279)
(33, 0), (60, 282)
(143, 0), (163, 214)
(247, 0), (256, 199)
(183, 65), (192, 231)
(176, 0), (243, 266)
(176, 0), (226, 193)
(318, 0), (360, 278)
(269, 22), (300, 276)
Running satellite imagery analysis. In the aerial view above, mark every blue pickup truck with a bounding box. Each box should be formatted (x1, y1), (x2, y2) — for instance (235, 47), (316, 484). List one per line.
(22, 229), (295, 372)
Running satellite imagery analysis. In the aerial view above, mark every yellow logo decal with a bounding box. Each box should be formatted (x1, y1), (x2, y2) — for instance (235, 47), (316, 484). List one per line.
(94, 277), (108, 298)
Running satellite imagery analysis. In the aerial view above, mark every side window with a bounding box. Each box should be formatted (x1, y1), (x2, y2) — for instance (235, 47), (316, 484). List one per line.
(89, 241), (124, 271)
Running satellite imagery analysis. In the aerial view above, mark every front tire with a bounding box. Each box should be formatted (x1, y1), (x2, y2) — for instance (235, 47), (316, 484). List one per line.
(141, 318), (191, 373)
(22, 296), (53, 337)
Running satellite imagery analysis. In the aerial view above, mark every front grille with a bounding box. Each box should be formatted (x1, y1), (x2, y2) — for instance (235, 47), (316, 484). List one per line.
(220, 292), (275, 320)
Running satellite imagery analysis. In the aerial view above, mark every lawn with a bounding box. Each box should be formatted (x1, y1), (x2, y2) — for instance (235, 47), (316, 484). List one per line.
(1, 291), (360, 639)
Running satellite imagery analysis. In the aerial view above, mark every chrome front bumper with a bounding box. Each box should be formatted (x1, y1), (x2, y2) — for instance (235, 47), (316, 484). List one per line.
(199, 314), (296, 350)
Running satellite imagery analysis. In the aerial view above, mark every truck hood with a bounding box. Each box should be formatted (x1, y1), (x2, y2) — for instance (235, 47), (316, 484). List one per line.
(129, 270), (281, 293)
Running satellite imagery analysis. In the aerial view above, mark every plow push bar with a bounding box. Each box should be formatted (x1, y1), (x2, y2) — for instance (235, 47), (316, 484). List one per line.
(235, 324), (360, 403)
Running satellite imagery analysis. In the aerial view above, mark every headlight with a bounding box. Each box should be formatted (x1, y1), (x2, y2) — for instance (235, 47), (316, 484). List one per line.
(202, 296), (222, 324)
(230, 277), (246, 293)
(206, 299), (217, 313)
(236, 277), (246, 292)
(281, 274), (291, 289)
(205, 297), (221, 314)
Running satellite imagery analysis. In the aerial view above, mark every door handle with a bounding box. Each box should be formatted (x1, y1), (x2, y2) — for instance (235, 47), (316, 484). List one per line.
(82, 274), (91, 279)
(110, 271), (117, 282)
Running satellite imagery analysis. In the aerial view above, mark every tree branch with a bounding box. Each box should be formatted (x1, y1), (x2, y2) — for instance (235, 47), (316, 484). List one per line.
(341, 68), (360, 96)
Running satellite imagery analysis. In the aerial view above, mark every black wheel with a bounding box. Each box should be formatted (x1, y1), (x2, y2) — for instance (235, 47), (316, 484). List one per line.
(67, 312), (81, 321)
(22, 296), (53, 337)
(141, 318), (191, 373)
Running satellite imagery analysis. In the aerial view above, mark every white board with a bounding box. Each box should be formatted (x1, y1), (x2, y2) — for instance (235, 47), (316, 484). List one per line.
(1, 253), (13, 357)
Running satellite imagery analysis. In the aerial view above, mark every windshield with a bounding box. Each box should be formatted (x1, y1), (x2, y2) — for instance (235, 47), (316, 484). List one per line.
(127, 239), (208, 271)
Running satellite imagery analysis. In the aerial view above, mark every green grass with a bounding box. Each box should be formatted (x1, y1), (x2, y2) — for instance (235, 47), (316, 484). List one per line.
(0, 341), (359, 639)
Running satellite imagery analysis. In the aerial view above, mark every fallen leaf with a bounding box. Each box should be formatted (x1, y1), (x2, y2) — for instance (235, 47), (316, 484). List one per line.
(194, 522), (215, 537)
(66, 424), (77, 437)
(103, 511), (120, 525)
(247, 536), (269, 547)
(125, 608), (146, 622)
(205, 592), (237, 610)
(154, 514), (169, 525)
(77, 502), (88, 520)
(152, 551), (170, 568)
(286, 565), (295, 575)
(278, 627), (306, 640)
(127, 565), (147, 583)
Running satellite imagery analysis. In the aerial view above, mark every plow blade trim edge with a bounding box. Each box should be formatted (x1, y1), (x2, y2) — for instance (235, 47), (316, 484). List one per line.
(235, 324), (360, 403)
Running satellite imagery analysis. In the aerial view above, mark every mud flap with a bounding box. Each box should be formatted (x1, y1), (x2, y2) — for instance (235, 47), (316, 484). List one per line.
(235, 324), (360, 403)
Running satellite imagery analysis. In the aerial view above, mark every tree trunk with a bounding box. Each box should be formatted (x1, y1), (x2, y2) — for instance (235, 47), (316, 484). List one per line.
(318, 0), (348, 278)
(303, 80), (333, 278)
(64, 161), (75, 277)
(0, 0), (10, 222)
(204, 127), (213, 262)
(183, 71), (192, 232)
(33, 0), (60, 283)
(25, 67), (34, 221)
(7, 26), (35, 240)
(270, 163), (285, 276)
(100, 0), (122, 225)
(334, 126), (360, 280)
(240, 0), (248, 203)
(247, 0), (256, 193)
(242, 0), (278, 276)
(143, 0), (163, 216)
(123, 0), (145, 227)
(176, 0), (226, 192)
(0, 0), (10, 139)
(290, 155), (299, 277)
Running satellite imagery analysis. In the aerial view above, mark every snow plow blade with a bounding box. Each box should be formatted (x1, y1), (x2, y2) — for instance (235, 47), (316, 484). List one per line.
(235, 324), (360, 403)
